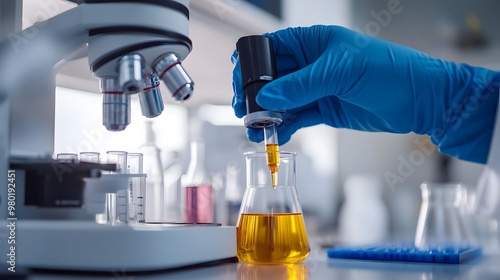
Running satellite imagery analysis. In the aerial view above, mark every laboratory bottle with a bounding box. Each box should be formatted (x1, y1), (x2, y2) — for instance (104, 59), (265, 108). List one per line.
(237, 151), (310, 264)
(139, 121), (165, 222)
(163, 150), (183, 222)
(182, 140), (214, 223)
(338, 174), (389, 245)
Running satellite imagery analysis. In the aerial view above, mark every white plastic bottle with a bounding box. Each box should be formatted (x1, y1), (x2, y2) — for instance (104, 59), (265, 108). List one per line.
(338, 174), (389, 245)
(140, 121), (165, 222)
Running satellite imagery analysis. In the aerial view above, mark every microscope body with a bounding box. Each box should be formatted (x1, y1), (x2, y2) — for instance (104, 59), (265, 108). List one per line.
(1, 0), (192, 218)
(6, 0), (192, 157)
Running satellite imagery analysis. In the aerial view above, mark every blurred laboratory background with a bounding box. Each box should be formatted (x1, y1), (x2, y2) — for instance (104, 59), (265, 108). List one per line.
(25, 0), (499, 248)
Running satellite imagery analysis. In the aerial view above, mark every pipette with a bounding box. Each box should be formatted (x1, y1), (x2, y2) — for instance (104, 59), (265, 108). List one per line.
(236, 35), (282, 189)
(264, 124), (280, 189)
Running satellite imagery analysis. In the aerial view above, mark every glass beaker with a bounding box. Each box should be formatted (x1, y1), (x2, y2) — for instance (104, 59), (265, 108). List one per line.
(106, 151), (128, 174)
(79, 152), (101, 163)
(237, 151), (310, 264)
(56, 153), (79, 163)
(415, 182), (473, 249)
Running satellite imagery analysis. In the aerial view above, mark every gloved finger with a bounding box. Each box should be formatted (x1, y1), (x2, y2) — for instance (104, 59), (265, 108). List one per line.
(230, 49), (238, 65)
(232, 93), (247, 119)
(257, 58), (330, 111)
(231, 51), (246, 118)
(318, 98), (399, 132)
(275, 54), (300, 77)
(246, 108), (322, 144)
(264, 26), (332, 67)
(231, 51), (243, 103)
(232, 50), (300, 118)
(263, 31), (309, 73)
(275, 109), (324, 145)
(247, 127), (264, 143)
(232, 49), (299, 80)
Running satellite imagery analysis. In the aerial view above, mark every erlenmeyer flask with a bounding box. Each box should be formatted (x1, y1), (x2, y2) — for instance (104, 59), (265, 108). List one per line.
(237, 151), (310, 264)
(415, 182), (473, 249)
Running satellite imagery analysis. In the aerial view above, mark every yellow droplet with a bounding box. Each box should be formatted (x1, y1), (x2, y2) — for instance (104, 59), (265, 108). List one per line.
(271, 171), (278, 189)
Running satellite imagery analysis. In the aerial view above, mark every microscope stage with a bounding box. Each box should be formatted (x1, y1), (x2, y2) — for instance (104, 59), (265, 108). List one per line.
(16, 220), (236, 271)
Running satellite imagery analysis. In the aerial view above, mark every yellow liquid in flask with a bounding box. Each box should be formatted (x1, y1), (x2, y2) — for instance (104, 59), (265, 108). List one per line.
(237, 213), (310, 264)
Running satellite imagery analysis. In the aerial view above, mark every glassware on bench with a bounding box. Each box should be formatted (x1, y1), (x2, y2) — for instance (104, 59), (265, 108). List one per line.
(181, 140), (213, 223)
(415, 182), (474, 250)
(237, 151), (310, 264)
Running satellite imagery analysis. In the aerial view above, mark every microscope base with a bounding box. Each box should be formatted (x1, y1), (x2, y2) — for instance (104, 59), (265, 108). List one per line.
(17, 220), (236, 272)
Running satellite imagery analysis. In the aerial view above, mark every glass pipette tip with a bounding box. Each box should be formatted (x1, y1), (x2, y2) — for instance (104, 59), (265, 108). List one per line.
(264, 124), (280, 189)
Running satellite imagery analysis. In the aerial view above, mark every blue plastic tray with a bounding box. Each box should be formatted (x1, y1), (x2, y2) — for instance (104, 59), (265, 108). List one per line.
(327, 243), (481, 264)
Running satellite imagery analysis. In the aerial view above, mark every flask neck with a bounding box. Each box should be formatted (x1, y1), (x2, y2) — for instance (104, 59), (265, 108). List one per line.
(189, 141), (205, 165)
(244, 151), (296, 188)
(421, 183), (463, 206)
(185, 140), (210, 186)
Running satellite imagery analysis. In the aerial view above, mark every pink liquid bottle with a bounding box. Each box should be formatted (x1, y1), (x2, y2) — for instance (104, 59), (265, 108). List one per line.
(181, 140), (214, 223)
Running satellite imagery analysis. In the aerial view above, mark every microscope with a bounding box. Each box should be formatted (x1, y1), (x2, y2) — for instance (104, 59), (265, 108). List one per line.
(0, 0), (235, 272)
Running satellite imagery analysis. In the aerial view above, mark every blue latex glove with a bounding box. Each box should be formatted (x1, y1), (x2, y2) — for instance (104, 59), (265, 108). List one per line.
(232, 25), (500, 163)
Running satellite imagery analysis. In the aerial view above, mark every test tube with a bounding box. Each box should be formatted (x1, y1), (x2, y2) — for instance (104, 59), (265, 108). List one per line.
(56, 153), (79, 163)
(105, 192), (117, 225)
(127, 153), (144, 174)
(264, 124), (280, 189)
(127, 153), (145, 222)
(79, 152), (101, 163)
(107, 151), (128, 174)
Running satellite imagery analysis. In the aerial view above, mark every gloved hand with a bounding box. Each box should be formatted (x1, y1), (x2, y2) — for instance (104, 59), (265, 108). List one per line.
(232, 25), (500, 163)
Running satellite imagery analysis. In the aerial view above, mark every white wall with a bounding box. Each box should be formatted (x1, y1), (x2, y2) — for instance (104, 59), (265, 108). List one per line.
(282, 0), (351, 28)
(54, 87), (189, 165)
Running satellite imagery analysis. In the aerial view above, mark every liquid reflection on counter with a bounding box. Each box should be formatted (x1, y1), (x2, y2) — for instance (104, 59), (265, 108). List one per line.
(237, 263), (310, 280)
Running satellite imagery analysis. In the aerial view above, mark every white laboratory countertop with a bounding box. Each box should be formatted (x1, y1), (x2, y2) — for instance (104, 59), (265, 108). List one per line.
(24, 246), (500, 280)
